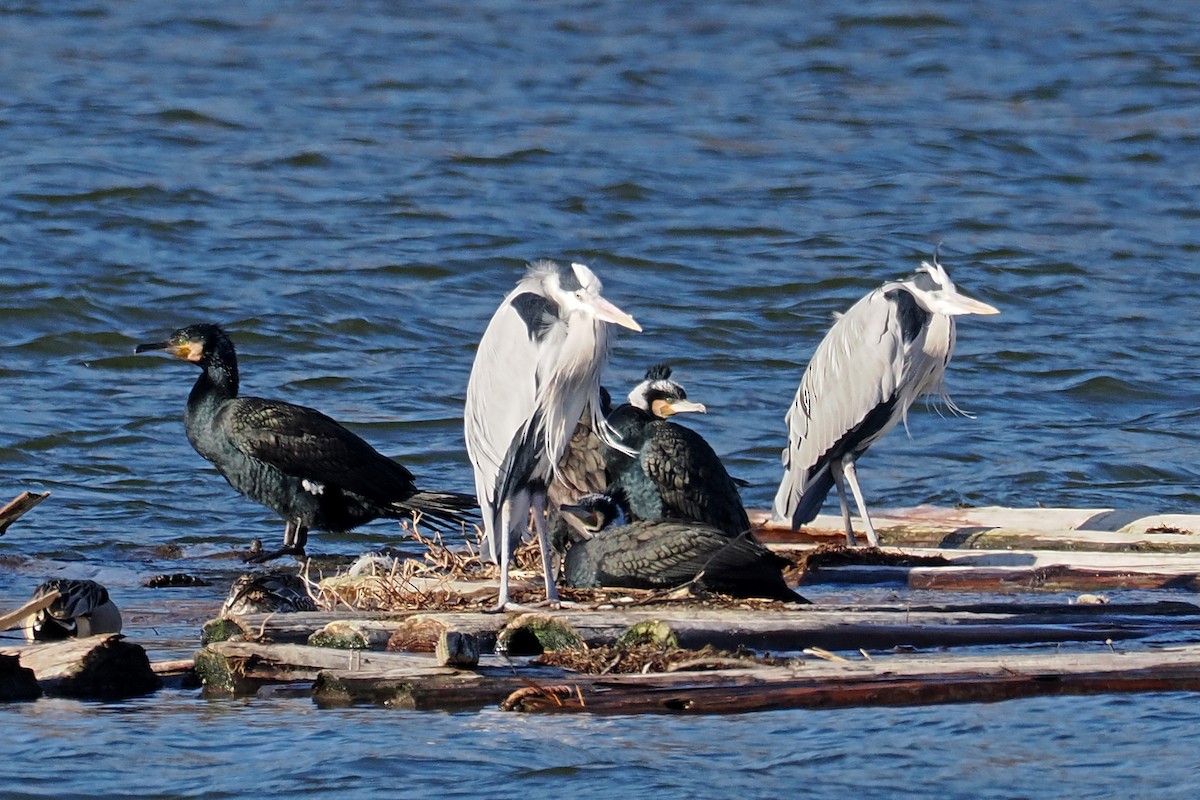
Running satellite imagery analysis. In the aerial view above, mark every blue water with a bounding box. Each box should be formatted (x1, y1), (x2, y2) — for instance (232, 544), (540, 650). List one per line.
(1, 0), (1199, 796)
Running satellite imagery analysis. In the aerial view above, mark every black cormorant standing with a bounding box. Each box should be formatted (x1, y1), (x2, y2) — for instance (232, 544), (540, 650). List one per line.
(558, 492), (807, 603)
(136, 324), (475, 561)
(606, 365), (751, 537)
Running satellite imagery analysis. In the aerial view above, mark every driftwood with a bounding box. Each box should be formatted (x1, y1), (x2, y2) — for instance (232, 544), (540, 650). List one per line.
(312, 643), (1200, 713)
(0, 491), (50, 536)
(0, 588), (60, 632)
(212, 601), (1200, 658)
(195, 640), (457, 696)
(0, 635), (160, 699)
(0, 653), (40, 701)
(501, 645), (1200, 714)
(752, 506), (1200, 552)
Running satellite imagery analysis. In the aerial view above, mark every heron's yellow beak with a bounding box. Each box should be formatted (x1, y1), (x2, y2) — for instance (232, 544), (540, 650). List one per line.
(589, 295), (642, 332)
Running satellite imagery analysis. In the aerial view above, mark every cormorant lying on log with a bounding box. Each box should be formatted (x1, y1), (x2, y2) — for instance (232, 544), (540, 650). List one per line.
(558, 492), (807, 603)
(222, 571), (318, 615)
(136, 324), (476, 561)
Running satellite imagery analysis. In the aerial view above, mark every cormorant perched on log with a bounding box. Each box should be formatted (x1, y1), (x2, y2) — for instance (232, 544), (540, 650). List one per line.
(136, 324), (476, 561)
(606, 365), (751, 537)
(558, 493), (807, 603)
(221, 572), (318, 615)
(13, 579), (123, 641)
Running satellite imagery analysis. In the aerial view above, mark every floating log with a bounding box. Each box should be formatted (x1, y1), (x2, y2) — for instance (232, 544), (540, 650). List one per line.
(751, 506), (1200, 552)
(0, 653), (40, 701)
(196, 640), (456, 696)
(215, 601), (1200, 657)
(0, 635), (160, 699)
(0, 490), (50, 536)
(502, 645), (1200, 714)
(204, 611), (416, 646)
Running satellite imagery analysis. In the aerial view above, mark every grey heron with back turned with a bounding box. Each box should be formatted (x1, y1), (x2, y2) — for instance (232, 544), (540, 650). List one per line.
(773, 257), (999, 546)
(465, 260), (641, 610)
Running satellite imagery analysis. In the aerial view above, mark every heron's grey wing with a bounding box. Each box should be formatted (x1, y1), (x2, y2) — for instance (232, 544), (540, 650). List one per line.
(775, 289), (905, 518)
(221, 397), (418, 502)
(463, 286), (546, 531)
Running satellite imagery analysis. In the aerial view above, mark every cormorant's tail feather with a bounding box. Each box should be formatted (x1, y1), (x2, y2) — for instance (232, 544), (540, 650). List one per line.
(394, 490), (478, 531)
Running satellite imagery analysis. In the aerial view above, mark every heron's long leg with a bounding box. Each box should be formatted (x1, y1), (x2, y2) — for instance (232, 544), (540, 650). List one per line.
(493, 500), (513, 612)
(830, 461), (857, 546)
(842, 459), (879, 547)
(529, 493), (560, 602)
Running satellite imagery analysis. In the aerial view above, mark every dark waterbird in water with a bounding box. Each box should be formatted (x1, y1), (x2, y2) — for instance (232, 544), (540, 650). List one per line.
(0, 579), (123, 641)
(773, 258), (999, 546)
(604, 364), (751, 537)
(136, 324), (476, 561)
(221, 571), (318, 616)
(558, 492), (807, 603)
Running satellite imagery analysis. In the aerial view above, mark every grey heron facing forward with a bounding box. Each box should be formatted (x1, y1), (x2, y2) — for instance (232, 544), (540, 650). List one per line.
(465, 260), (641, 610)
(773, 258), (999, 546)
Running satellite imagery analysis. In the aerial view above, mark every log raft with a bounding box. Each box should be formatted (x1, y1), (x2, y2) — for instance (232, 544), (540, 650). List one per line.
(208, 601), (1200, 656)
(192, 637), (1200, 714)
(752, 505), (1200, 552)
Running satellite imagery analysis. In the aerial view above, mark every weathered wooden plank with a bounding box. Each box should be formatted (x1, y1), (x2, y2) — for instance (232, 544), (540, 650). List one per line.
(503, 645), (1200, 714)
(0, 490), (50, 535)
(0, 635), (160, 699)
(751, 507), (1200, 552)
(195, 640), (459, 696)
(803, 564), (1200, 592)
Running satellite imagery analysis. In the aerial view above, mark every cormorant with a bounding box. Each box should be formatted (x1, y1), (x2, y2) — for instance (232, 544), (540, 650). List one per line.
(222, 571), (318, 615)
(136, 324), (476, 561)
(558, 493), (807, 603)
(606, 365), (751, 537)
(18, 579), (122, 641)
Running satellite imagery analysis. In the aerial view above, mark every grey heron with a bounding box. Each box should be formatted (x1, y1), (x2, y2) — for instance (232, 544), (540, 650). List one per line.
(773, 258), (999, 546)
(604, 365), (752, 536)
(136, 324), (475, 561)
(558, 491), (807, 603)
(465, 260), (641, 610)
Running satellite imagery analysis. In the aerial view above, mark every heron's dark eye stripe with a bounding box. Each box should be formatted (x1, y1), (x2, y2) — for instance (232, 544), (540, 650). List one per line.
(558, 264), (584, 292)
(911, 271), (940, 293)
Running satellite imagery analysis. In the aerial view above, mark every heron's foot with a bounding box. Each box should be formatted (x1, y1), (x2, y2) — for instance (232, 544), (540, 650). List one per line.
(243, 544), (306, 564)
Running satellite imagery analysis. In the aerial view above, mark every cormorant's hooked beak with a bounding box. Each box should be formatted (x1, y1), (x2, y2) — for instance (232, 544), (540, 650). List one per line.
(653, 398), (707, 417)
(558, 503), (601, 536)
(135, 340), (202, 361)
(588, 295), (642, 332)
